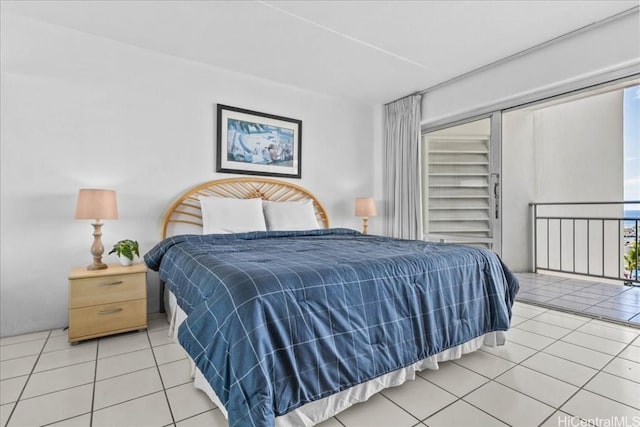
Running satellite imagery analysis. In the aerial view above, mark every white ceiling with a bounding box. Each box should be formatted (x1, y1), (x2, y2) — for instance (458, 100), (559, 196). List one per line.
(2, 0), (637, 105)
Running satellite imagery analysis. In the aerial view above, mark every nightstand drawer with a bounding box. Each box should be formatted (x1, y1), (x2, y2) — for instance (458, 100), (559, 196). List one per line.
(69, 272), (145, 308)
(69, 299), (146, 340)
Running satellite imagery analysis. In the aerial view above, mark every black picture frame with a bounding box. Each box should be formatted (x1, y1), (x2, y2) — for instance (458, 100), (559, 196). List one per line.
(216, 104), (302, 178)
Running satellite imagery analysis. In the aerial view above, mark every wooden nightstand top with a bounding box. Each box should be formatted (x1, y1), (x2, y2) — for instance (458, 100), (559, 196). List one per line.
(69, 263), (147, 279)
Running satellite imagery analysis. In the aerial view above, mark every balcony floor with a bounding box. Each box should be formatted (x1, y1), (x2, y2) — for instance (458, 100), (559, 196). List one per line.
(515, 273), (640, 328)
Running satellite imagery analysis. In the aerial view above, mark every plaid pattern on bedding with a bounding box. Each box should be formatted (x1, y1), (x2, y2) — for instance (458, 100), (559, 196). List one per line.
(145, 228), (519, 427)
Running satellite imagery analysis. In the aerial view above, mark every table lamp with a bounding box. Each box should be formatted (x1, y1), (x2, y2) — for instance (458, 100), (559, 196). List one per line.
(355, 197), (377, 234)
(75, 189), (119, 270)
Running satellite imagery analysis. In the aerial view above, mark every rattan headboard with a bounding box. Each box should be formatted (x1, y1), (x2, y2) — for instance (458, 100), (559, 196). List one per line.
(161, 177), (330, 238)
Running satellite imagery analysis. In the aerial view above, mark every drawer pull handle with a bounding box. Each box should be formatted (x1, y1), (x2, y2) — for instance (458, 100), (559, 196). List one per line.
(98, 280), (124, 287)
(98, 308), (123, 315)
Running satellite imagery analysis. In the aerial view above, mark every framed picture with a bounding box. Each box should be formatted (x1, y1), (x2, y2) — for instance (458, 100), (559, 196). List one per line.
(216, 104), (302, 178)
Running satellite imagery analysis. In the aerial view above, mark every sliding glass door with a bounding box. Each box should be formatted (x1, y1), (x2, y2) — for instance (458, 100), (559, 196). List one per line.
(422, 113), (502, 254)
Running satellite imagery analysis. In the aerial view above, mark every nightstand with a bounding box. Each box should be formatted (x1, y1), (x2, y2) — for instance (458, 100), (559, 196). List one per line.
(68, 263), (147, 343)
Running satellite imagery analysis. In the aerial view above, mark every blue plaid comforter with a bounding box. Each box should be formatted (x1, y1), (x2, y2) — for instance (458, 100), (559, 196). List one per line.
(145, 228), (518, 427)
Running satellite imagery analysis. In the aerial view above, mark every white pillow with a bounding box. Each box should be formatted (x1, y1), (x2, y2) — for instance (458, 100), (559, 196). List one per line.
(199, 197), (266, 234)
(263, 200), (320, 231)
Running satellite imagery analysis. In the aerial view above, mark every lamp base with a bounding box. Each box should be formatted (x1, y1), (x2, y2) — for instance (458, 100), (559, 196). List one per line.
(361, 217), (369, 235)
(87, 221), (108, 271)
(87, 261), (108, 271)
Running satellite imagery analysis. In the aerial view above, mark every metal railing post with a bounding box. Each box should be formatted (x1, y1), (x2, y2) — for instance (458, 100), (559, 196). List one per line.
(618, 220), (622, 279)
(559, 220), (563, 272)
(629, 219), (640, 281)
(587, 220), (590, 276)
(532, 203), (538, 274)
(547, 218), (550, 270)
(602, 219), (605, 277)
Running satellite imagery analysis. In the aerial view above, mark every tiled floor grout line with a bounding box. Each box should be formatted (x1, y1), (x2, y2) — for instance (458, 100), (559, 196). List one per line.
(491, 304), (638, 425)
(2, 332), (192, 424)
(173, 408), (222, 426)
(377, 389), (422, 425)
(40, 412), (92, 427)
(505, 310), (620, 375)
(12, 381), (95, 403)
(4, 357), (95, 377)
(429, 334), (551, 425)
(474, 311), (588, 415)
(418, 375), (508, 426)
(539, 338), (640, 424)
(503, 354), (593, 424)
(3, 330), (52, 427)
(96, 346), (155, 361)
(82, 331), (184, 421)
(92, 390), (165, 417)
(0, 339), (46, 348)
(0, 333), (51, 348)
(2, 340), (98, 364)
(6, 354), (163, 394)
(0, 340), (159, 365)
(146, 329), (178, 426)
(524, 334), (635, 375)
(0, 342), (49, 360)
(580, 337), (640, 382)
(420, 306), (639, 427)
(89, 338), (99, 427)
(478, 305), (637, 422)
(333, 414), (347, 426)
(92, 334), (174, 359)
(576, 381), (640, 412)
(575, 318), (640, 334)
(460, 379), (558, 426)
(60, 360), (152, 384)
(502, 308), (640, 420)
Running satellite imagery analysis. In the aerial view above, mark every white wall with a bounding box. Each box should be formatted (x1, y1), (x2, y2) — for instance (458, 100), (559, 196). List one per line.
(501, 110), (536, 271)
(532, 92), (623, 203)
(502, 90), (623, 272)
(0, 13), (375, 337)
(421, 10), (639, 127)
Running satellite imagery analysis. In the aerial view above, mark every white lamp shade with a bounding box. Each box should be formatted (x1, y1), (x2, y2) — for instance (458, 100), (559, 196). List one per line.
(355, 197), (377, 217)
(75, 189), (119, 220)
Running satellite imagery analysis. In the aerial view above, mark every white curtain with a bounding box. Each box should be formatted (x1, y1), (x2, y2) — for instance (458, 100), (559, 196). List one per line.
(383, 94), (423, 240)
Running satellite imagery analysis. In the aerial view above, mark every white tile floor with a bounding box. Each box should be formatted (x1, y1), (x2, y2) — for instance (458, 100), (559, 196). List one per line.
(1, 304), (639, 427)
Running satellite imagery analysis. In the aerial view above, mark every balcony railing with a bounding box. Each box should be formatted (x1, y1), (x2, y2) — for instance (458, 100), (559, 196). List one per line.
(530, 201), (639, 285)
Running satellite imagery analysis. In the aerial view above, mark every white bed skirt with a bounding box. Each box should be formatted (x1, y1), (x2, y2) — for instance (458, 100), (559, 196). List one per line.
(165, 289), (506, 427)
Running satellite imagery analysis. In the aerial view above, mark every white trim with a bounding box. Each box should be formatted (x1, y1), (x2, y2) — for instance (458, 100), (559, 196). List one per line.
(422, 64), (640, 130)
(490, 111), (502, 256)
(386, 7), (640, 107)
(420, 7), (638, 97)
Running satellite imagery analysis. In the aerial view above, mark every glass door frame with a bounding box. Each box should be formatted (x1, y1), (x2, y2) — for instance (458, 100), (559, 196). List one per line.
(421, 111), (502, 255)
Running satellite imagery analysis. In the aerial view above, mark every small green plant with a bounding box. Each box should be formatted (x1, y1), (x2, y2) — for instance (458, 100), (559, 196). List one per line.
(109, 239), (140, 261)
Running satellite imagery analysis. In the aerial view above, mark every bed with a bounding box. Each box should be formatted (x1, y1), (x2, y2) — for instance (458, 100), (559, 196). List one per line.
(144, 177), (519, 427)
